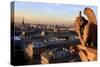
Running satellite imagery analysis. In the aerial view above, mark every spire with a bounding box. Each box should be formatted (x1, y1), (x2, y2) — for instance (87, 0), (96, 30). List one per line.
(22, 17), (25, 31)
(22, 17), (24, 26)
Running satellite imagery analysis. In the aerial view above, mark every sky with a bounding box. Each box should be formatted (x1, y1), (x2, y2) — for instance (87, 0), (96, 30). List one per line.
(12, 1), (97, 25)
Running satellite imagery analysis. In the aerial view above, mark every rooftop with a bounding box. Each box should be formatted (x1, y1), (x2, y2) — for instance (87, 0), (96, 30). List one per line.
(41, 48), (71, 60)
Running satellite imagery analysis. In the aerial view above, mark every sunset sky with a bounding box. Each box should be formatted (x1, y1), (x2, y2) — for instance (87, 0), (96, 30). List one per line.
(13, 1), (97, 25)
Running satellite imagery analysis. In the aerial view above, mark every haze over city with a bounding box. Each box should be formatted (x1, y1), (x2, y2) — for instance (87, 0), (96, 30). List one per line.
(13, 1), (97, 25)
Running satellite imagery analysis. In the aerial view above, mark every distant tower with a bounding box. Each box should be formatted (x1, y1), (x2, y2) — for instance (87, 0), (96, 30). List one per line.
(22, 17), (25, 28)
(20, 18), (27, 41)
